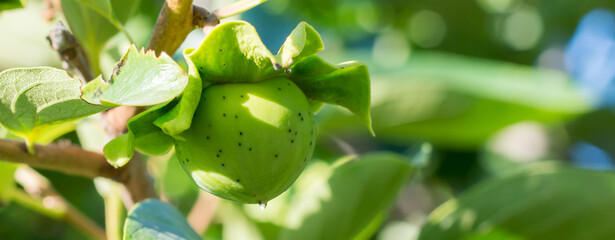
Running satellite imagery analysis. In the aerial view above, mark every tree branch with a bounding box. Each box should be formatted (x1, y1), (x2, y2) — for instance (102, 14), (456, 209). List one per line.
(147, 0), (195, 56)
(147, 1), (221, 56)
(0, 139), (155, 202)
(47, 21), (93, 82)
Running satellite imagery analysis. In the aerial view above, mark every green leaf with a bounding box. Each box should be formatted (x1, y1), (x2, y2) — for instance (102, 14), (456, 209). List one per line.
(154, 49), (203, 137)
(108, 0), (162, 47)
(102, 101), (176, 166)
(0, 0), (26, 12)
(289, 55), (373, 135)
(82, 45), (188, 106)
(278, 152), (415, 240)
(123, 199), (201, 240)
(187, 21), (279, 84)
(103, 132), (135, 168)
(277, 22), (324, 67)
(0, 67), (108, 141)
(418, 164), (615, 240)
(62, 0), (120, 75)
(0, 162), (18, 205)
(69, 0), (133, 42)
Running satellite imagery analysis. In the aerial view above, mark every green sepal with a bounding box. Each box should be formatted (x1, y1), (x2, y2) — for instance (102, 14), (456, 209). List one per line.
(187, 21), (279, 84)
(101, 101), (177, 166)
(153, 48), (204, 137)
(130, 105), (176, 155)
(277, 21), (324, 67)
(81, 45), (188, 106)
(288, 56), (373, 135)
(103, 132), (135, 168)
(187, 21), (328, 85)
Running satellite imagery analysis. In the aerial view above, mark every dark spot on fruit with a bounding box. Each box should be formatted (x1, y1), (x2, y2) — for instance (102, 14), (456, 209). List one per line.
(238, 142), (242, 146)
(206, 136), (210, 140)
(288, 129), (292, 133)
(291, 140), (294, 143)
(221, 163), (225, 167)
(304, 158), (307, 162)
(219, 149), (222, 153)
(239, 131), (243, 135)
(216, 154), (220, 158)
(301, 117), (304, 121)
(235, 115), (238, 119)
(219, 49), (222, 52)
(186, 158), (189, 162)
(240, 95), (244, 98)
(275, 154), (278, 158)
(298, 113), (302, 116)
(199, 66), (204, 70)
(223, 63), (226, 66)
(236, 179), (240, 182)
(222, 96), (226, 99)
(294, 132), (298, 136)
(223, 113), (226, 117)
(310, 141), (313, 146)
(249, 147), (252, 151)
(278, 88), (281, 91)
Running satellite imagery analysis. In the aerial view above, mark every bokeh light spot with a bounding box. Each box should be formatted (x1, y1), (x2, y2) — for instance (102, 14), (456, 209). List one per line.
(476, 0), (518, 13)
(502, 7), (543, 50)
(355, 1), (380, 33)
(372, 30), (411, 68)
(408, 10), (447, 48)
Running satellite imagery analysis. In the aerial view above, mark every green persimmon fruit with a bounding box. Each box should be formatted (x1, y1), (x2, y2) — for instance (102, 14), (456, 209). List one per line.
(174, 77), (316, 205)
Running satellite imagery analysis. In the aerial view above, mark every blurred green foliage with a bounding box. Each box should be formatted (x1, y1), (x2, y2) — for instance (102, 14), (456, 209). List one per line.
(2, 0), (615, 239)
(419, 163), (615, 240)
(317, 51), (588, 149)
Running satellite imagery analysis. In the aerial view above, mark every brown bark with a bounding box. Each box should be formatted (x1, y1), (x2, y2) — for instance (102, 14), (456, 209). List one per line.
(0, 139), (155, 202)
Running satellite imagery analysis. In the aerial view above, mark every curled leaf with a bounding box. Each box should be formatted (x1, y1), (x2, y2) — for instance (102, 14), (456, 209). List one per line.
(289, 56), (373, 135)
(103, 132), (135, 168)
(154, 48), (204, 137)
(277, 21), (324, 67)
(187, 21), (279, 84)
(102, 101), (176, 166)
